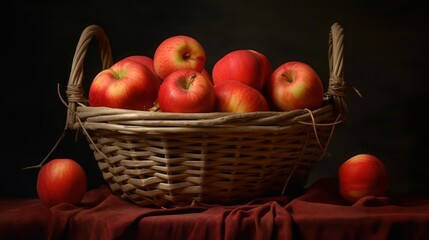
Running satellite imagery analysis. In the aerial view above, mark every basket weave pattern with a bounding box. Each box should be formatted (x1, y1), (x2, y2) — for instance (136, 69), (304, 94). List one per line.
(65, 23), (347, 207)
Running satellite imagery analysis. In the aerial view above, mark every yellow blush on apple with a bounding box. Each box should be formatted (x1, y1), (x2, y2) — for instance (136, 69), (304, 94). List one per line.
(153, 35), (206, 80)
(213, 80), (269, 113)
(267, 61), (324, 111)
(88, 59), (160, 111)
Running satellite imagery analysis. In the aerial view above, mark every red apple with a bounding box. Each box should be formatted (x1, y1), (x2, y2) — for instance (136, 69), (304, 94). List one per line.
(37, 158), (87, 207)
(88, 58), (160, 110)
(212, 49), (272, 91)
(121, 55), (162, 84)
(153, 35), (206, 80)
(249, 49), (273, 87)
(338, 154), (389, 204)
(267, 61), (324, 111)
(201, 68), (212, 83)
(214, 80), (270, 113)
(157, 69), (215, 113)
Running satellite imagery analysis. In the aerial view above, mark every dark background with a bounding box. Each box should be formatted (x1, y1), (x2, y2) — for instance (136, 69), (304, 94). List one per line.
(2, 0), (428, 199)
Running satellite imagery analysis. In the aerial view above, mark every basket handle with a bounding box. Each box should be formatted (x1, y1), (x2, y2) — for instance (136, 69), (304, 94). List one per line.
(327, 22), (347, 117)
(65, 24), (113, 129)
(64, 23), (347, 126)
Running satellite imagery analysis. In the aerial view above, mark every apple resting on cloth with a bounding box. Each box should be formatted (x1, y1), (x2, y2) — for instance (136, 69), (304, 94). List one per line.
(338, 153), (389, 204)
(37, 158), (87, 207)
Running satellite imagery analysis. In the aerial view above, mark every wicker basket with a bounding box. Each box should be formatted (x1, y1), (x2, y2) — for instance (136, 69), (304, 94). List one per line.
(64, 23), (348, 207)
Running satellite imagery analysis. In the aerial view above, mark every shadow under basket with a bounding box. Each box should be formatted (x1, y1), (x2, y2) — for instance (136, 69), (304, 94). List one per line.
(64, 22), (348, 207)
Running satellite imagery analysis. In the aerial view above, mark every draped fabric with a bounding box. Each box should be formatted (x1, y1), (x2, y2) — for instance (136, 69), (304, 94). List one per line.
(2, 178), (428, 240)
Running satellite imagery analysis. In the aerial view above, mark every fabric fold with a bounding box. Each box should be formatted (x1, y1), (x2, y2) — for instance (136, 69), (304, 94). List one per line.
(1, 179), (429, 240)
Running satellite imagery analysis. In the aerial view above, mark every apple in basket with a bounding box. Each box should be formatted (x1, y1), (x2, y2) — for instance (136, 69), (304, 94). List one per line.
(120, 55), (162, 84)
(88, 58), (160, 110)
(267, 61), (324, 111)
(37, 158), (87, 207)
(153, 35), (206, 80)
(201, 68), (212, 83)
(214, 80), (270, 112)
(338, 153), (389, 204)
(157, 69), (216, 113)
(212, 49), (272, 91)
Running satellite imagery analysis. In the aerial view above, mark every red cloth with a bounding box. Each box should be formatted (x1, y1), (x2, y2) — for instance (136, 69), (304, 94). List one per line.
(286, 179), (429, 240)
(1, 179), (429, 240)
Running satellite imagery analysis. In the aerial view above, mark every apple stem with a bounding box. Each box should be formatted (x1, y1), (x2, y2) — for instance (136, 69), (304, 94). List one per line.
(186, 73), (197, 89)
(183, 52), (191, 60)
(282, 73), (293, 83)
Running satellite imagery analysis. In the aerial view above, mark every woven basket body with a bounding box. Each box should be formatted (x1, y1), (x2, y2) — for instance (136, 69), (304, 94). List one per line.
(65, 23), (347, 207)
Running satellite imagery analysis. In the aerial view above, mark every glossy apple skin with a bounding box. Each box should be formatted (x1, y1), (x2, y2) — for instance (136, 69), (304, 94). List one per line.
(249, 49), (273, 87)
(338, 154), (389, 204)
(37, 158), (87, 207)
(121, 55), (162, 84)
(201, 68), (212, 83)
(268, 61), (324, 111)
(153, 35), (206, 80)
(214, 80), (270, 113)
(158, 70), (215, 113)
(88, 59), (160, 111)
(212, 49), (272, 91)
